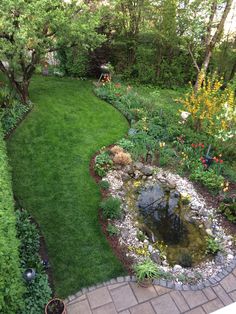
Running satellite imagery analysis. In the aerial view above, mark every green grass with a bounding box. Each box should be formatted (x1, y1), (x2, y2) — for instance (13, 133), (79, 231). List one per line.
(7, 75), (129, 297)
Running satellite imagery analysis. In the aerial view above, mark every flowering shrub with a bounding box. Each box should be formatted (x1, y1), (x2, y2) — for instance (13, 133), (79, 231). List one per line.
(180, 75), (236, 139)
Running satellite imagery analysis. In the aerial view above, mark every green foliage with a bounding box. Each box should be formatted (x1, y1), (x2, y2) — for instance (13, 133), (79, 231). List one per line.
(16, 209), (52, 314)
(106, 223), (120, 236)
(99, 180), (110, 190)
(218, 198), (236, 223)
(0, 0), (105, 101)
(16, 210), (40, 268)
(22, 273), (51, 314)
(0, 124), (25, 313)
(57, 47), (89, 77)
(205, 236), (221, 255)
(1, 102), (31, 135)
(100, 197), (122, 220)
(95, 151), (113, 177)
(133, 258), (159, 282)
(116, 138), (134, 151)
(190, 167), (225, 193)
(177, 250), (193, 268)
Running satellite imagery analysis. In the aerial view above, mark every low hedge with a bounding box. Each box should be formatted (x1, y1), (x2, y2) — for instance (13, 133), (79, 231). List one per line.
(0, 123), (24, 313)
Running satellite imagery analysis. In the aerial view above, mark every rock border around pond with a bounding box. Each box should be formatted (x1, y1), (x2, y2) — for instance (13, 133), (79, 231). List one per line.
(102, 162), (235, 285)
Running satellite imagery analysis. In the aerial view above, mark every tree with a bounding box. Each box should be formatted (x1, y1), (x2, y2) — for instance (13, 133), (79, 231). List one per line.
(0, 0), (105, 103)
(183, 0), (233, 92)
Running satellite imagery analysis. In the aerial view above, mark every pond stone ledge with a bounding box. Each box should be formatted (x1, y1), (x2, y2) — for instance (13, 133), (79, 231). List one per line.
(64, 257), (236, 304)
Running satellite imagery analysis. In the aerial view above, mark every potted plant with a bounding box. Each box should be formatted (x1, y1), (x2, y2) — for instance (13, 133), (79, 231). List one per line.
(45, 298), (66, 314)
(133, 258), (159, 287)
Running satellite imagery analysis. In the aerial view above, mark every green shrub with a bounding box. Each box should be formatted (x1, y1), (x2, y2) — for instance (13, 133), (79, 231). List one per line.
(99, 180), (110, 190)
(205, 236), (221, 255)
(106, 223), (120, 236)
(218, 197), (236, 223)
(16, 209), (52, 314)
(0, 124), (25, 313)
(100, 197), (122, 219)
(1, 102), (32, 135)
(133, 258), (159, 283)
(116, 138), (134, 151)
(190, 167), (224, 193)
(177, 249), (193, 267)
(94, 151), (113, 177)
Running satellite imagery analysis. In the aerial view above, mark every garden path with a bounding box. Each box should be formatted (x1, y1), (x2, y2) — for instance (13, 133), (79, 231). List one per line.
(65, 268), (236, 314)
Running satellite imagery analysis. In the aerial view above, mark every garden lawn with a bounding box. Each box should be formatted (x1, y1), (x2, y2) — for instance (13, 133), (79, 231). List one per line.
(7, 75), (129, 297)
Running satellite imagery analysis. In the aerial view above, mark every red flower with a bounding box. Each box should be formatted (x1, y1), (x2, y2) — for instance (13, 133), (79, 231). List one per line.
(215, 158), (219, 163)
(201, 143), (204, 148)
(220, 159), (223, 164)
(191, 143), (195, 148)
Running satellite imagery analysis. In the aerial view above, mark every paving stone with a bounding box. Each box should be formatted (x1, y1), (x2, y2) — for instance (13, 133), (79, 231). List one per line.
(229, 290), (236, 301)
(202, 287), (217, 301)
(170, 291), (190, 312)
(129, 282), (157, 302)
(212, 285), (233, 305)
(87, 287), (112, 309)
(220, 274), (236, 293)
(110, 284), (137, 312)
(119, 311), (130, 314)
(202, 298), (224, 314)
(129, 302), (155, 314)
(67, 299), (92, 314)
(108, 283), (127, 291)
(67, 294), (87, 306)
(185, 307), (205, 314)
(151, 294), (180, 314)
(92, 302), (117, 314)
(154, 285), (171, 295)
(181, 290), (208, 308)
(233, 268), (236, 276)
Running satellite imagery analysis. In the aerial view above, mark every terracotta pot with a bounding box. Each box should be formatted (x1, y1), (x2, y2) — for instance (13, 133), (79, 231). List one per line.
(45, 298), (66, 314)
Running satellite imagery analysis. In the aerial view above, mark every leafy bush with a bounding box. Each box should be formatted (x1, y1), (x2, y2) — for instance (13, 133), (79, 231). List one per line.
(116, 138), (134, 151)
(205, 236), (221, 255)
(180, 75), (236, 139)
(106, 223), (120, 236)
(0, 124), (25, 313)
(16, 209), (40, 268)
(1, 102), (32, 135)
(16, 209), (52, 314)
(218, 198), (236, 223)
(190, 167), (224, 193)
(100, 197), (122, 219)
(177, 249), (193, 267)
(133, 258), (159, 283)
(94, 151), (113, 177)
(99, 180), (110, 190)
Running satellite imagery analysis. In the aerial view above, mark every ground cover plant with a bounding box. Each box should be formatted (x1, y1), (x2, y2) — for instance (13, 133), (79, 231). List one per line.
(7, 75), (128, 297)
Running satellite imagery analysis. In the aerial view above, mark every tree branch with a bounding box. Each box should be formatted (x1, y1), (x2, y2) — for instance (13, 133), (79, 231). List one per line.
(188, 45), (200, 72)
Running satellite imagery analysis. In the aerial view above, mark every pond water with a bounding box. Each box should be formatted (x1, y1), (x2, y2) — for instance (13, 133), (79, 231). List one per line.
(125, 180), (208, 267)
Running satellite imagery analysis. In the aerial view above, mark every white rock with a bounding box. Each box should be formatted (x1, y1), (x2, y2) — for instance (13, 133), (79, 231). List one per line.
(148, 245), (153, 253)
(206, 229), (213, 236)
(227, 254), (234, 260)
(173, 265), (182, 272)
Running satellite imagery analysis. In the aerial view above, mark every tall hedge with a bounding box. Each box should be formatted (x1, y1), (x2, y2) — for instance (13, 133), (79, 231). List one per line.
(0, 124), (24, 313)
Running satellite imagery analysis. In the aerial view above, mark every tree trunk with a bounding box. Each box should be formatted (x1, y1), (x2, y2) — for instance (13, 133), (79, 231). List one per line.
(194, 0), (233, 92)
(10, 78), (30, 104)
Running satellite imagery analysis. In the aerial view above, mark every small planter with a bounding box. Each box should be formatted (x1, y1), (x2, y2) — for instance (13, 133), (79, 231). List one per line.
(137, 277), (152, 288)
(45, 298), (66, 314)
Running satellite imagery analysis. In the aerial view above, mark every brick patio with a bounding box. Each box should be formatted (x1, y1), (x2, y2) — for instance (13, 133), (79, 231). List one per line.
(65, 271), (236, 314)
